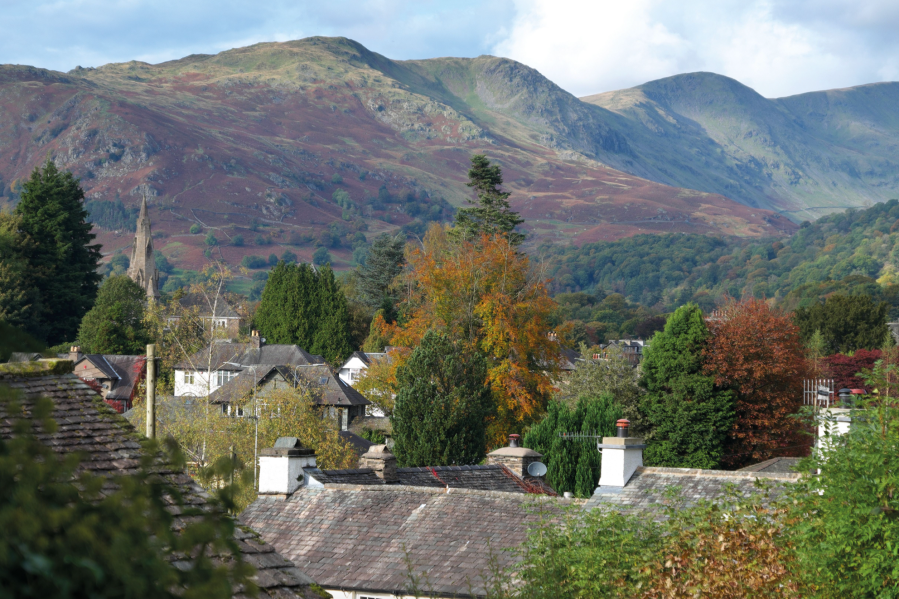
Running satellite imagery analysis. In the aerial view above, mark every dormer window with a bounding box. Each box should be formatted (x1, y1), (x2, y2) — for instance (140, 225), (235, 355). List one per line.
(216, 370), (238, 386)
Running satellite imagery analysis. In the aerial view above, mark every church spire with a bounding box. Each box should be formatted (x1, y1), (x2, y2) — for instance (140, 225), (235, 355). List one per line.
(128, 195), (160, 298)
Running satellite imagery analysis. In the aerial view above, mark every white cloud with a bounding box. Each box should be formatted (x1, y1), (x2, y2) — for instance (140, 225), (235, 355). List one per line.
(492, 0), (899, 98)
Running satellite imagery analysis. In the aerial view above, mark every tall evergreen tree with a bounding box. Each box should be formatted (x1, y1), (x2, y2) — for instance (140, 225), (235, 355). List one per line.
(77, 275), (151, 355)
(391, 330), (492, 467)
(794, 294), (889, 354)
(639, 303), (735, 469)
(309, 266), (353, 364)
(254, 262), (352, 364)
(13, 159), (101, 343)
(0, 213), (39, 331)
(356, 233), (405, 308)
(452, 154), (525, 245)
(523, 394), (621, 497)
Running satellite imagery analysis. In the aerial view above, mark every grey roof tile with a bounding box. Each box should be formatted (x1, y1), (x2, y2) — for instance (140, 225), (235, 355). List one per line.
(0, 364), (320, 599)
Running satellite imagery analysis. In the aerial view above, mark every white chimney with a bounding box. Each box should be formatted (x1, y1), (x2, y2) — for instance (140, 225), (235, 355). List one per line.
(258, 437), (317, 496)
(597, 420), (645, 488)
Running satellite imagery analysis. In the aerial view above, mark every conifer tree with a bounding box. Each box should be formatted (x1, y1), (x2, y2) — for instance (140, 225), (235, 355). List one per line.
(391, 330), (492, 467)
(452, 154), (524, 245)
(77, 275), (151, 355)
(309, 266), (353, 364)
(255, 262), (352, 364)
(356, 233), (405, 308)
(640, 303), (735, 469)
(13, 159), (102, 343)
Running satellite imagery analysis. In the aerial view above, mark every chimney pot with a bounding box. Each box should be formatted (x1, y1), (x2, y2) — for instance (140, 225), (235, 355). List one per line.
(616, 419), (630, 438)
(508, 434), (520, 448)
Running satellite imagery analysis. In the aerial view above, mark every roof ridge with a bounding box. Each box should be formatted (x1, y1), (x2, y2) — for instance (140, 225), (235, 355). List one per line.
(316, 483), (566, 500)
(637, 466), (802, 480)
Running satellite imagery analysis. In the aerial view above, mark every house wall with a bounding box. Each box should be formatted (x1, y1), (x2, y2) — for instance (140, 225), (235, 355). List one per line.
(338, 356), (369, 386)
(174, 369), (222, 398)
(73, 361), (113, 399)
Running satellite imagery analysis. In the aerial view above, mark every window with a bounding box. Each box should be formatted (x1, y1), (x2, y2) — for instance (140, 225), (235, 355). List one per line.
(221, 403), (245, 417)
(216, 370), (237, 386)
(318, 376), (329, 385)
(184, 371), (195, 385)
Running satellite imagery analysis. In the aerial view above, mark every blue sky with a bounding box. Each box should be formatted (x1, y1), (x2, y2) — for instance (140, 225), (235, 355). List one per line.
(2, 0), (898, 98)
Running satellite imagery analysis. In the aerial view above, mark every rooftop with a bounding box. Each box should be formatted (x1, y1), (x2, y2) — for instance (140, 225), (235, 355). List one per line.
(0, 362), (320, 598)
(242, 485), (565, 597)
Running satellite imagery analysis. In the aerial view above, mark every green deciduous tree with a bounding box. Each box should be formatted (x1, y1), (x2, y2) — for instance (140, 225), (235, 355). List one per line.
(794, 293), (889, 354)
(786, 358), (899, 596)
(391, 330), (492, 467)
(77, 275), (151, 355)
(452, 154), (524, 245)
(254, 262), (353, 363)
(13, 159), (102, 343)
(640, 304), (735, 468)
(356, 233), (405, 308)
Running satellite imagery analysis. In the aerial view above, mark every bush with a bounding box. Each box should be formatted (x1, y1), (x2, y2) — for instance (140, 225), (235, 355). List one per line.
(254, 235), (271, 246)
(267, 254), (279, 266)
(331, 173), (343, 184)
(189, 223), (201, 234)
(312, 247), (331, 266)
(231, 234), (244, 247)
(280, 250), (297, 264)
(240, 255), (267, 269)
(251, 271), (269, 281)
(204, 232), (217, 246)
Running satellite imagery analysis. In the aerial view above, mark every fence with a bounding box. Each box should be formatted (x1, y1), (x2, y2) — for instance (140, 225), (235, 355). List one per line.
(803, 379), (834, 408)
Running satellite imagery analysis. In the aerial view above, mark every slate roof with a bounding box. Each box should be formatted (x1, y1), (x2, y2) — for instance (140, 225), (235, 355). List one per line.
(0, 362), (320, 598)
(341, 350), (388, 368)
(177, 293), (241, 319)
(242, 485), (563, 597)
(8, 351), (42, 362)
(737, 456), (805, 473)
(175, 343), (324, 371)
(206, 364), (370, 408)
(305, 463), (553, 494)
(294, 365), (370, 407)
(73, 354), (145, 401)
(584, 466), (801, 515)
(337, 430), (373, 456)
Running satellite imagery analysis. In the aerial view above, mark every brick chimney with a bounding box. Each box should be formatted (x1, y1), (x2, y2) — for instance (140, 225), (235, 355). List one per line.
(487, 434), (544, 479)
(68, 346), (82, 362)
(597, 420), (645, 488)
(258, 437), (317, 496)
(250, 330), (265, 349)
(359, 444), (398, 483)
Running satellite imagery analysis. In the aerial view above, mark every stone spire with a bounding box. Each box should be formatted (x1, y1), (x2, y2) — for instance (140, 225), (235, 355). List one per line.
(128, 196), (160, 298)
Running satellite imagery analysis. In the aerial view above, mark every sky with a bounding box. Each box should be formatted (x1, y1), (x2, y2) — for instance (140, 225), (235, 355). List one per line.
(1, 0), (897, 98)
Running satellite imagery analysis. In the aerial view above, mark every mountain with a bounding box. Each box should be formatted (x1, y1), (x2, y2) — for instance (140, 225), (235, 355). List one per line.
(0, 38), (790, 273)
(583, 72), (899, 220)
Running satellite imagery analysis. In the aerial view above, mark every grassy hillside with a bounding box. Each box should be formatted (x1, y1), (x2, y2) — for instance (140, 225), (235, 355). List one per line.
(542, 199), (899, 317)
(584, 73), (899, 220)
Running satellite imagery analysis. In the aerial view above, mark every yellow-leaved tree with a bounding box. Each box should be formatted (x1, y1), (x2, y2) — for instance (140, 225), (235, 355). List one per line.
(364, 224), (560, 445)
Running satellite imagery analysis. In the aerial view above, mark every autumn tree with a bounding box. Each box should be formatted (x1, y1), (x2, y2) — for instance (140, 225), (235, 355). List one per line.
(392, 224), (560, 444)
(640, 304), (735, 468)
(822, 349), (882, 390)
(452, 154), (525, 245)
(704, 298), (812, 467)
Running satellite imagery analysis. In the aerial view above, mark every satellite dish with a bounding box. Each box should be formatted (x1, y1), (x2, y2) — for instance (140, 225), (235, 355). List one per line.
(527, 461), (547, 477)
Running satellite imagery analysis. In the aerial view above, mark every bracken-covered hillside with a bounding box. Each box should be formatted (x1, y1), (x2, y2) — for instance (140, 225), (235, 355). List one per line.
(0, 38), (792, 273)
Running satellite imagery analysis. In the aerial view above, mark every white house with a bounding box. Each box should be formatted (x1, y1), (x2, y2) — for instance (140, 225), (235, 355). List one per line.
(173, 332), (325, 398)
(337, 351), (387, 386)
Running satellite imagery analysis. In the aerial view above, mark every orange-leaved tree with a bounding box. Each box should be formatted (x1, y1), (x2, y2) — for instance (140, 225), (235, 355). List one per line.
(391, 224), (561, 445)
(703, 298), (812, 467)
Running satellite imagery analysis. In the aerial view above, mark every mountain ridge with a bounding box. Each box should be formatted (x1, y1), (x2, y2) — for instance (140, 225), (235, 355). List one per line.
(0, 37), (791, 275)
